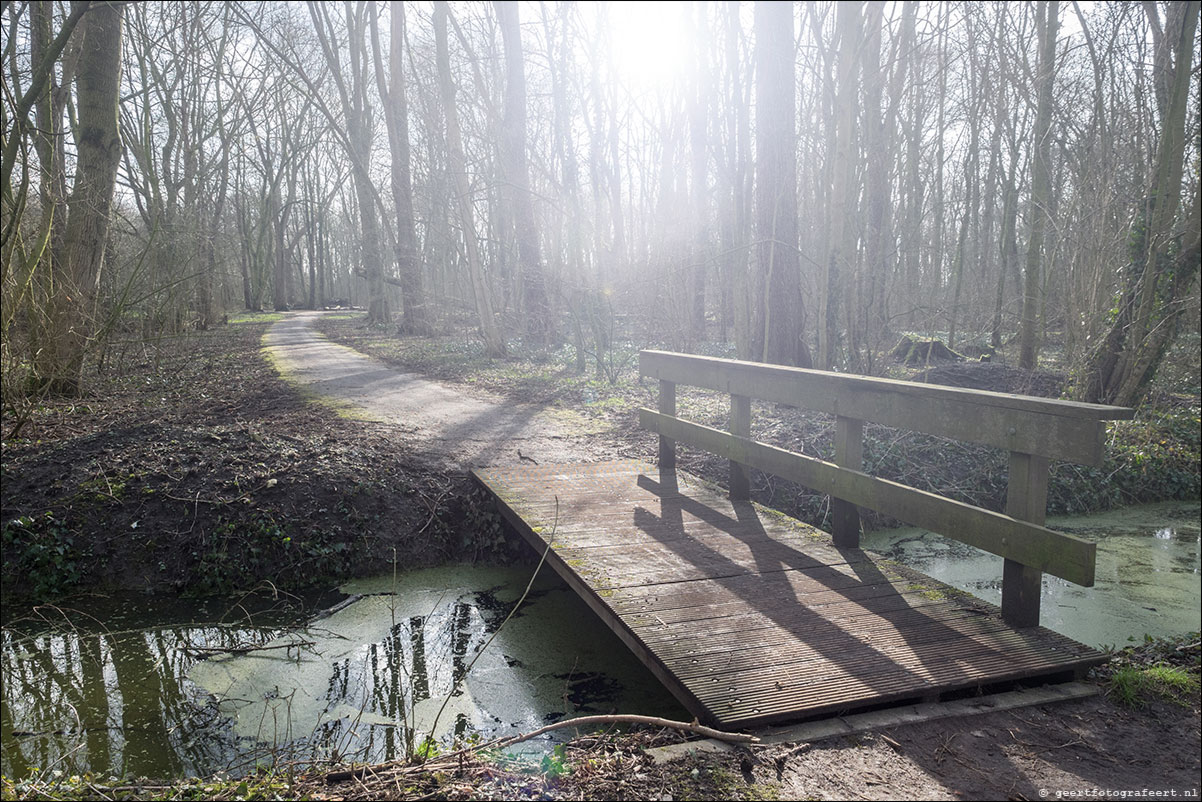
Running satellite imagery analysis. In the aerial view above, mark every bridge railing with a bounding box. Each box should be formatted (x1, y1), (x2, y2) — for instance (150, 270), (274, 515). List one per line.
(638, 349), (1135, 628)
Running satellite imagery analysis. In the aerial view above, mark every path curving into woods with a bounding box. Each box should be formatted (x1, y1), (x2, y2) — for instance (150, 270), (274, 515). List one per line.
(262, 311), (619, 469)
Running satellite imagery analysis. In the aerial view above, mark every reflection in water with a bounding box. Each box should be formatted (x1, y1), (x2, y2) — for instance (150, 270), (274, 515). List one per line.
(190, 566), (684, 766)
(862, 501), (1201, 647)
(242, 569), (683, 767)
(3, 565), (683, 780)
(410, 615), (429, 703)
(1, 618), (287, 780)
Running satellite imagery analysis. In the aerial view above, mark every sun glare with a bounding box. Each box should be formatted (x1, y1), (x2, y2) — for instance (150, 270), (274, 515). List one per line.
(605, 1), (694, 92)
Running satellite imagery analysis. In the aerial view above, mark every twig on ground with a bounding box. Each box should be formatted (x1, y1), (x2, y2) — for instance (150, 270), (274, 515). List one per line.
(493, 714), (759, 748)
(321, 714), (755, 785)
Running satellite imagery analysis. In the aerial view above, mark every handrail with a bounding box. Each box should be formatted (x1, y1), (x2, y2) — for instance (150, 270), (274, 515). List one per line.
(638, 350), (1135, 628)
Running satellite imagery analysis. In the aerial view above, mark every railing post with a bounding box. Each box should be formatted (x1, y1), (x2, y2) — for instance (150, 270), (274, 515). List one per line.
(831, 415), (864, 548)
(1002, 451), (1049, 627)
(658, 379), (677, 472)
(730, 394), (751, 500)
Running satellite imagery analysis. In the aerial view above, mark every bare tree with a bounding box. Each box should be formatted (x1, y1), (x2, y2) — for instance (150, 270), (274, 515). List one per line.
(33, 1), (125, 394)
(309, 1), (389, 324)
(1018, 0), (1060, 370)
(495, 0), (552, 346)
(753, 0), (810, 367)
(371, 1), (430, 335)
(434, 0), (505, 357)
(1076, 1), (1199, 405)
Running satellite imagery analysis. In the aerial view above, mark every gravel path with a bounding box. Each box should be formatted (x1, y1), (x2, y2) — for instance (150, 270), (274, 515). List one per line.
(264, 311), (613, 469)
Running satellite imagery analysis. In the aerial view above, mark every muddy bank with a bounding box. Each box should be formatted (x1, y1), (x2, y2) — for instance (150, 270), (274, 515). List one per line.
(1, 320), (503, 603)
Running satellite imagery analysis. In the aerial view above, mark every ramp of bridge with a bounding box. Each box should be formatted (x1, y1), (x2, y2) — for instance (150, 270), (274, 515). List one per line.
(473, 459), (1105, 729)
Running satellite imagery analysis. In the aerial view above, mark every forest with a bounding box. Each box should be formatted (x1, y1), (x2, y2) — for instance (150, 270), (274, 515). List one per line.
(1, 2), (1200, 800)
(2, 0), (1198, 410)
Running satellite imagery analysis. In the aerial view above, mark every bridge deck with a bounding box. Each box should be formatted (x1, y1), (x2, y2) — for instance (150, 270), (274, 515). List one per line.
(472, 459), (1105, 728)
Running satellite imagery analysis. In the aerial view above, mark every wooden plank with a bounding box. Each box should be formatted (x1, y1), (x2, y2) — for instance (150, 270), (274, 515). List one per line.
(549, 542), (872, 587)
(640, 350), (1133, 466)
(697, 633), (1100, 698)
(639, 410), (1096, 586)
(646, 599), (1096, 663)
(606, 568), (935, 618)
(659, 379), (676, 471)
(692, 630), (1100, 693)
(621, 577), (983, 630)
(659, 616), (1058, 677)
(1002, 451), (1050, 627)
(472, 460), (1105, 728)
(681, 632), (1099, 701)
(730, 394), (751, 500)
(482, 479), (712, 722)
(832, 415), (864, 547)
(630, 593), (993, 649)
(697, 650), (1098, 726)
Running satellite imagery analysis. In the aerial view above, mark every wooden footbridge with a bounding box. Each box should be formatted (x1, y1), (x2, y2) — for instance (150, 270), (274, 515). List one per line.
(472, 351), (1133, 728)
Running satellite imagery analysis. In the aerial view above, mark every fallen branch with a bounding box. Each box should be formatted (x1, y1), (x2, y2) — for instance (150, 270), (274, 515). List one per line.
(495, 713), (760, 747)
(322, 714), (757, 784)
(184, 640), (314, 656)
(310, 594), (363, 622)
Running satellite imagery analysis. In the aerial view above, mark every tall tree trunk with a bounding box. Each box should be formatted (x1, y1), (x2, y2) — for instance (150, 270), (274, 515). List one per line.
(1018, 0), (1059, 369)
(34, 0), (124, 395)
(948, 80), (981, 352)
(271, 182), (289, 311)
(929, 10), (948, 317)
(688, 1), (710, 343)
(820, 0), (860, 371)
(28, 0), (73, 373)
(899, 56), (926, 330)
(372, 1), (430, 335)
(754, 1), (809, 368)
(434, 1), (505, 357)
(993, 131), (1021, 349)
(495, 0), (552, 347)
(861, 0), (907, 352)
(720, 0), (752, 357)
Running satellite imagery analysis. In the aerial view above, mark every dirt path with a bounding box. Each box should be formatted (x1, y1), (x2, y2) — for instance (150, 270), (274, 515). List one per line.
(264, 312), (621, 469)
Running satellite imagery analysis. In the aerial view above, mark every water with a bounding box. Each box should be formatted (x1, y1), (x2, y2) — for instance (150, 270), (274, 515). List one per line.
(5, 504), (1198, 780)
(861, 501), (1201, 648)
(1, 564), (684, 780)
(188, 565), (682, 764)
(0, 593), (315, 780)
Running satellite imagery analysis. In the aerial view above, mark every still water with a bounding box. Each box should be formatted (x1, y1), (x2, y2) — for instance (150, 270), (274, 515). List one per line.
(3, 503), (1199, 780)
(1, 565), (684, 780)
(862, 501), (1201, 648)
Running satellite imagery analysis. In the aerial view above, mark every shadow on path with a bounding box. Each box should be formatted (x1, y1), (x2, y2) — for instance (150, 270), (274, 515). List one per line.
(263, 312), (600, 469)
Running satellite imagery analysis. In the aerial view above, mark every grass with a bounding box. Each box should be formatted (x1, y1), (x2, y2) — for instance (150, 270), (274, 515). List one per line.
(1107, 664), (1200, 708)
(0, 769), (305, 801)
(227, 311), (286, 325)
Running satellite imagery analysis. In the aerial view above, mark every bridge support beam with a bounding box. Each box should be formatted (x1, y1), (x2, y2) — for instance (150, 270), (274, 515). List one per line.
(658, 379), (676, 472)
(730, 394), (751, 500)
(1002, 452), (1050, 627)
(832, 416), (864, 548)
